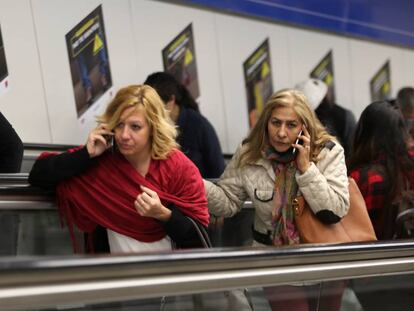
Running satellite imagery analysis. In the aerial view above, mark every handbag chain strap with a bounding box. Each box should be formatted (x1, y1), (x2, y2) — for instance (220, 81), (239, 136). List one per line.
(186, 216), (212, 248)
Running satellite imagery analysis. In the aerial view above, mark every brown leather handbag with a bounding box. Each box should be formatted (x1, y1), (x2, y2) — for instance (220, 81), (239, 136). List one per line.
(293, 177), (377, 244)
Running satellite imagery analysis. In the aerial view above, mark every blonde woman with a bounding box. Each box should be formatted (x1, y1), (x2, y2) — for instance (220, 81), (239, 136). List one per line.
(29, 85), (209, 253)
(204, 88), (349, 310)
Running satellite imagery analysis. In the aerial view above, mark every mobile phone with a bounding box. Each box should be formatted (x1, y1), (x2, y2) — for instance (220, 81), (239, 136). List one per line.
(103, 134), (113, 146)
(292, 130), (303, 155)
(103, 134), (116, 153)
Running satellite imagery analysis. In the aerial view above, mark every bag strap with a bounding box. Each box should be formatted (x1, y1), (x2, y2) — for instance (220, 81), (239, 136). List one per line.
(186, 216), (213, 248)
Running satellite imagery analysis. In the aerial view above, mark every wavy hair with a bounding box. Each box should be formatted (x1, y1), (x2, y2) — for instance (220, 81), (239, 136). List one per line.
(97, 85), (178, 159)
(348, 101), (414, 200)
(239, 88), (335, 167)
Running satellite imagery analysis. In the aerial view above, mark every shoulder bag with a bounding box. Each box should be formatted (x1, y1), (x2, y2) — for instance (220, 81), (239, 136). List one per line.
(293, 177), (377, 244)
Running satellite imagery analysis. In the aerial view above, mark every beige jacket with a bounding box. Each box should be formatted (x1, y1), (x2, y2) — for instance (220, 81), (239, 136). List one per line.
(204, 142), (349, 236)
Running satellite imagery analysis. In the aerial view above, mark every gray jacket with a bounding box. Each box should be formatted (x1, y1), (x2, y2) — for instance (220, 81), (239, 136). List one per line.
(204, 142), (349, 236)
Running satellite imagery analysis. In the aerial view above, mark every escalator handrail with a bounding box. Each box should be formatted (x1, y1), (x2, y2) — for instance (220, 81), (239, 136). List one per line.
(0, 173), (29, 182)
(23, 143), (77, 151)
(0, 241), (414, 311)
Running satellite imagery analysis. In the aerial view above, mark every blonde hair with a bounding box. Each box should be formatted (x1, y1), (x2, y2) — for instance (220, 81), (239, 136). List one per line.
(97, 84), (179, 160)
(239, 88), (335, 166)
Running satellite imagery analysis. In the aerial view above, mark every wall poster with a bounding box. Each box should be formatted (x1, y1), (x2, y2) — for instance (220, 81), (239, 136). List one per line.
(162, 23), (200, 99)
(310, 50), (335, 103)
(65, 5), (113, 124)
(370, 60), (391, 102)
(243, 38), (273, 128)
(0, 24), (10, 96)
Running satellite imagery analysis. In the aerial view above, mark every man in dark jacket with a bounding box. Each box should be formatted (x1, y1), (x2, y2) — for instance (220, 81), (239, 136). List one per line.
(145, 72), (225, 178)
(296, 78), (356, 158)
(396, 87), (414, 148)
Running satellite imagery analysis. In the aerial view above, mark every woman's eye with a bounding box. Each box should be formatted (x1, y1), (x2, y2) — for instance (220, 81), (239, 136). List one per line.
(131, 124), (141, 130)
(288, 123), (297, 128)
(115, 123), (124, 129)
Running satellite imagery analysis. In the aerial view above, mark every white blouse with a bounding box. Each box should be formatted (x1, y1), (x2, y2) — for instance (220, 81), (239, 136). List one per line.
(106, 229), (172, 253)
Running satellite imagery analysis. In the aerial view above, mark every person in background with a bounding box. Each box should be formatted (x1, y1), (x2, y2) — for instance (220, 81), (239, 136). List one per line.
(144, 72), (225, 178)
(204, 88), (349, 310)
(0, 112), (23, 173)
(396, 86), (414, 148)
(296, 78), (356, 158)
(29, 85), (209, 253)
(0, 112), (24, 256)
(348, 100), (414, 240)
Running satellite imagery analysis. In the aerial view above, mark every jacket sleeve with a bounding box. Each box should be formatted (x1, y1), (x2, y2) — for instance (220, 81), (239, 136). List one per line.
(204, 145), (248, 217)
(296, 142), (350, 223)
(201, 119), (225, 178)
(28, 146), (95, 189)
(0, 112), (23, 173)
(163, 204), (208, 248)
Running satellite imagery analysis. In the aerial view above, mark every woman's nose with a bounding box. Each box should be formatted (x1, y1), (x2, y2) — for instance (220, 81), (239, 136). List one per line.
(277, 125), (287, 138)
(120, 127), (130, 139)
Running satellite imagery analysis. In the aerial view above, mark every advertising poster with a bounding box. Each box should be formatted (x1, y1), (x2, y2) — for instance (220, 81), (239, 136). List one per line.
(310, 50), (335, 103)
(0, 24), (10, 96)
(162, 23), (200, 99)
(243, 39), (273, 128)
(370, 61), (391, 102)
(65, 5), (112, 123)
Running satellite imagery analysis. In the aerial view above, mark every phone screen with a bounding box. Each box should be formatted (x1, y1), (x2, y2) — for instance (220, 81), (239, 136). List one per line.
(292, 130), (303, 155)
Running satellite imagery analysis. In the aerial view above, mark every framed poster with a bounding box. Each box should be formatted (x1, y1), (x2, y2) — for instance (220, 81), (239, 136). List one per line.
(65, 5), (112, 120)
(370, 60), (391, 102)
(0, 24), (10, 96)
(310, 50), (335, 103)
(162, 23), (200, 99)
(243, 38), (273, 128)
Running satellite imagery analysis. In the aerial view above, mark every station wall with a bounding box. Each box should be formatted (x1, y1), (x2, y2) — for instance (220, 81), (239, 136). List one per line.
(1, 0), (413, 153)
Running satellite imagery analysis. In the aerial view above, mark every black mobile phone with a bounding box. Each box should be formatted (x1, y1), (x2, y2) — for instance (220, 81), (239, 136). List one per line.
(292, 130), (303, 155)
(106, 134), (117, 153)
(103, 133), (115, 153)
(103, 134), (113, 146)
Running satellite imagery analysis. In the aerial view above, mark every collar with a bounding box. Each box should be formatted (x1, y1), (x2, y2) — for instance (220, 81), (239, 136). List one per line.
(176, 105), (189, 128)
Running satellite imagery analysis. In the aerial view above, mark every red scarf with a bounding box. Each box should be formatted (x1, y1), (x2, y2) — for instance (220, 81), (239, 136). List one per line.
(49, 149), (209, 250)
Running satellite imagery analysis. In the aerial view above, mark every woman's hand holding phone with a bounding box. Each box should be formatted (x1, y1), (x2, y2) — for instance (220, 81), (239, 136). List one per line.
(292, 130), (303, 155)
(86, 124), (114, 158)
(293, 125), (311, 174)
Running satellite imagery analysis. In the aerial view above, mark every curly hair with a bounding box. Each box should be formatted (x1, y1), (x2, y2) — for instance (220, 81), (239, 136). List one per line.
(97, 85), (178, 159)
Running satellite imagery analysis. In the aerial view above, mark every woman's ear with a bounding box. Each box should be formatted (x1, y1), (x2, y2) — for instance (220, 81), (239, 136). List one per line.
(165, 95), (176, 111)
(165, 100), (174, 111)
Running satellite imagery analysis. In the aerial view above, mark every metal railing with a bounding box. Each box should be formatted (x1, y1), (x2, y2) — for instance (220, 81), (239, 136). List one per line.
(0, 241), (413, 310)
(0, 177), (414, 310)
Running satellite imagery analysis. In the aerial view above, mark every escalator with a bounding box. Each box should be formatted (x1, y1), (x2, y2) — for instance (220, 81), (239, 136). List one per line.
(21, 143), (77, 173)
(0, 174), (413, 311)
(0, 239), (413, 311)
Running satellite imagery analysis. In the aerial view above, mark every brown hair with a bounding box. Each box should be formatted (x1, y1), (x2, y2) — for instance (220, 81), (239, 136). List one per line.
(239, 88), (335, 166)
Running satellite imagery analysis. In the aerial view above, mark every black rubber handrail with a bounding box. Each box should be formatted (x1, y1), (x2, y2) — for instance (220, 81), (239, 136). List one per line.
(23, 143), (77, 151)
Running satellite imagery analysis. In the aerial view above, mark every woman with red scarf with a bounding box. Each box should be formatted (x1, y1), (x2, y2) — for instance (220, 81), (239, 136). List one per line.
(29, 85), (209, 253)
